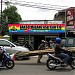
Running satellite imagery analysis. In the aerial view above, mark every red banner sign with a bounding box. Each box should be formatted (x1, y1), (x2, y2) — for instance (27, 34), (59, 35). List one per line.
(66, 8), (74, 30)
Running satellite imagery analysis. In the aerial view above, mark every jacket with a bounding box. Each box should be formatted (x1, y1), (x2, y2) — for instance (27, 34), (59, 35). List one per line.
(55, 43), (66, 55)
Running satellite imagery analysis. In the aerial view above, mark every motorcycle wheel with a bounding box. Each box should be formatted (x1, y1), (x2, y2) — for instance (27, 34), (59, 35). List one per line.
(5, 60), (15, 69)
(70, 60), (75, 69)
(46, 59), (56, 70)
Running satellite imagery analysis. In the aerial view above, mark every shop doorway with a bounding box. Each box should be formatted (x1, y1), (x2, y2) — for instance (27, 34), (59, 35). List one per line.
(34, 35), (45, 50)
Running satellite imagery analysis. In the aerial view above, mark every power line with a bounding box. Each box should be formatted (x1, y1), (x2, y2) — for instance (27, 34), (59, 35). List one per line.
(9, 0), (69, 8)
(8, 1), (69, 11)
(2, 0), (70, 9)
(9, 2), (59, 11)
(0, 0), (70, 11)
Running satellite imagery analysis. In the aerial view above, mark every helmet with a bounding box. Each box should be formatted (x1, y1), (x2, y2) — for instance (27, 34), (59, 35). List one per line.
(41, 40), (45, 43)
(26, 41), (28, 44)
(0, 46), (3, 53)
(56, 38), (61, 44)
(0, 46), (3, 50)
(49, 40), (52, 43)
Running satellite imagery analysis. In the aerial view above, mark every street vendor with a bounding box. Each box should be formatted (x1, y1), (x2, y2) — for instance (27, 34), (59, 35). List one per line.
(37, 40), (45, 63)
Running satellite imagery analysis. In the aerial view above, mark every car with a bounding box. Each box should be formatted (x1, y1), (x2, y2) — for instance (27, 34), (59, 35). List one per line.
(0, 39), (30, 60)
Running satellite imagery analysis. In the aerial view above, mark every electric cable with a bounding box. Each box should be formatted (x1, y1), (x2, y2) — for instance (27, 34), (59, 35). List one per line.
(0, 0), (70, 11)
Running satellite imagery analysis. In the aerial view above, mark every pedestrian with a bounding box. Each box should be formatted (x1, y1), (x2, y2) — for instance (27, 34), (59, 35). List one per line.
(49, 40), (55, 49)
(37, 40), (45, 63)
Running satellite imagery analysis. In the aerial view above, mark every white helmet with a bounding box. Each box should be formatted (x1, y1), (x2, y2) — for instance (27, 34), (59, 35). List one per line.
(0, 46), (4, 53)
(41, 40), (45, 43)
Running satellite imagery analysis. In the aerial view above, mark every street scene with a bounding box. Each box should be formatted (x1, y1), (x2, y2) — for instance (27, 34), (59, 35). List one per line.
(0, 56), (75, 75)
(0, 0), (75, 75)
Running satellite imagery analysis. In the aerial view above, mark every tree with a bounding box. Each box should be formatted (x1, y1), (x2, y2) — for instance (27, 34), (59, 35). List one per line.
(1, 6), (22, 35)
(2, 6), (22, 23)
(1, 22), (8, 36)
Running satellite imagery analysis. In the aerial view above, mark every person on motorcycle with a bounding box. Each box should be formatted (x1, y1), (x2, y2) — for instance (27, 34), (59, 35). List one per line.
(55, 38), (70, 65)
(0, 46), (6, 62)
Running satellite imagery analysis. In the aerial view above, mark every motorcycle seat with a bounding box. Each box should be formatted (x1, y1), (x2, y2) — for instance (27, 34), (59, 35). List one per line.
(49, 54), (63, 62)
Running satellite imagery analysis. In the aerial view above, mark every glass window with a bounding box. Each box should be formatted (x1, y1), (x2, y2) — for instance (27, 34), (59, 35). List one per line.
(0, 40), (11, 46)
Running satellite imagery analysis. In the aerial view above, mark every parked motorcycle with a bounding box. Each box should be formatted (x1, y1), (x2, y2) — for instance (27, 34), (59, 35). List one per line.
(46, 50), (75, 70)
(24, 44), (33, 51)
(0, 51), (15, 69)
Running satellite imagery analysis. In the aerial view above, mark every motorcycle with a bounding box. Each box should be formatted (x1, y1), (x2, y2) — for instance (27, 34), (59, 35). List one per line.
(24, 44), (34, 51)
(0, 51), (15, 69)
(46, 50), (75, 70)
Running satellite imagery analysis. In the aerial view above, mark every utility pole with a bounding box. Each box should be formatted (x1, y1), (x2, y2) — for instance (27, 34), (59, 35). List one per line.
(1, 0), (2, 24)
(5, 1), (10, 23)
(0, 0), (2, 35)
(65, 10), (67, 38)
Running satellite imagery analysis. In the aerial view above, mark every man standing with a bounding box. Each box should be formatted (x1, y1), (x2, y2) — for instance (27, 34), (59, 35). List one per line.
(37, 40), (45, 63)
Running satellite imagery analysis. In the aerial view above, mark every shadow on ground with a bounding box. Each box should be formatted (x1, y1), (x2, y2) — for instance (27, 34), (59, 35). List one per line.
(46, 67), (74, 72)
(15, 62), (46, 65)
(0, 67), (14, 71)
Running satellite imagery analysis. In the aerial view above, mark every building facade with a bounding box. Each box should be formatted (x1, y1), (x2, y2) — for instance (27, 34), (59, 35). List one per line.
(8, 20), (65, 49)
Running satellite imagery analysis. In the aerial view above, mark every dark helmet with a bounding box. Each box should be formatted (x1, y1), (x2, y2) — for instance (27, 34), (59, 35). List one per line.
(56, 38), (61, 44)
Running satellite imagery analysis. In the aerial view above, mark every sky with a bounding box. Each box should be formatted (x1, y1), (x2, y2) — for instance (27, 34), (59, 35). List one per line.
(0, 0), (75, 20)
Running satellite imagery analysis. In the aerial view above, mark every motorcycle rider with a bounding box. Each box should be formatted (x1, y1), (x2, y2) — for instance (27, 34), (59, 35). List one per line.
(0, 46), (6, 63)
(55, 38), (70, 65)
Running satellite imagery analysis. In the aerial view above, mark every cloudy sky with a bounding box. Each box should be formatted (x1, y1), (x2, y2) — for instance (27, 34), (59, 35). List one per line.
(1, 0), (75, 20)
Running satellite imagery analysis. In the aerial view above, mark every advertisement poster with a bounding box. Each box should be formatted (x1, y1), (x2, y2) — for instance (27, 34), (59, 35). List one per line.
(66, 8), (74, 30)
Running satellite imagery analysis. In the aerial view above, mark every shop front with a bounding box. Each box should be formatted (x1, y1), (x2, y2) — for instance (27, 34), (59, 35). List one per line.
(8, 23), (65, 49)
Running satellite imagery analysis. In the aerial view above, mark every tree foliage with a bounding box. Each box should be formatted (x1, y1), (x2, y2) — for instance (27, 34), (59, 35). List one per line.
(1, 6), (22, 35)
(2, 6), (22, 23)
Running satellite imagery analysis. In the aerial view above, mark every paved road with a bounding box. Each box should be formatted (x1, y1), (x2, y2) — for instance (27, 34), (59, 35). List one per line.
(0, 56), (75, 75)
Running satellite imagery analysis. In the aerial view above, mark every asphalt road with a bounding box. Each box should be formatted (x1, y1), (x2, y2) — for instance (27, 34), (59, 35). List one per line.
(0, 56), (75, 75)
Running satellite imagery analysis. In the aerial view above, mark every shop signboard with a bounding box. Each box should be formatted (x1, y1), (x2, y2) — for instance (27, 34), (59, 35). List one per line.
(66, 8), (74, 30)
(20, 21), (62, 24)
(20, 21), (44, 24)
(47, 21), (62, 24)
(8, 24), (65, 34)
